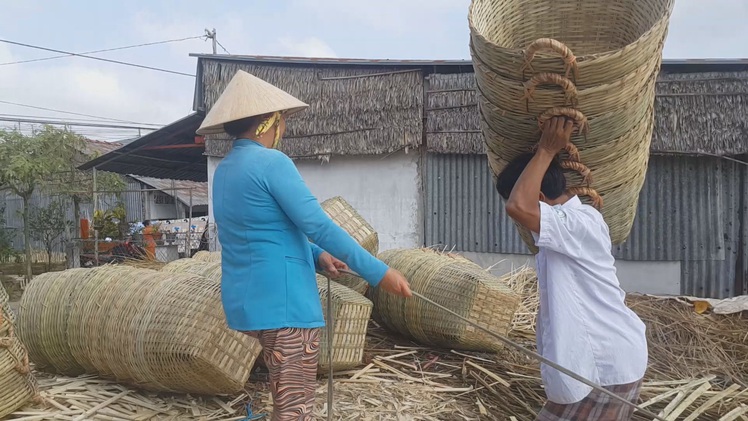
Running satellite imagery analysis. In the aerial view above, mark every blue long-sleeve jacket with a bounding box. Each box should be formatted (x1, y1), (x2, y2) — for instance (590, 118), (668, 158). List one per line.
(212, 139), (389, 331)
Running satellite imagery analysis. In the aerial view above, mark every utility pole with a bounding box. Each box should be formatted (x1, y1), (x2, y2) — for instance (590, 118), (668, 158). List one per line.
(205, 28), (217, 54)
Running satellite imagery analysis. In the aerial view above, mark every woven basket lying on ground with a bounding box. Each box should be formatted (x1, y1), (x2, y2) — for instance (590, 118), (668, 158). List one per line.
(17, 266), (260, 395)
(469, 0), (674, 246)
(370, 249), (520, 352)
(320, 196), (379, 295)
(164, 258), (373, 371)
(192, 250), (221, 263)
(316, 275), (373, 372)
(0, 337), (39, 419)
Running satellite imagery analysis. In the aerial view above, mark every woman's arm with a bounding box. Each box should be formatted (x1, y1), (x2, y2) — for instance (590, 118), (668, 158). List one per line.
(264, 154), (388, 287)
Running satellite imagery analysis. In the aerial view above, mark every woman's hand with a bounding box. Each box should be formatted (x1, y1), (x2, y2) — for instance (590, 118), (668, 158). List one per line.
(378, 268), (413, 298)
(318, 251), (348, 278)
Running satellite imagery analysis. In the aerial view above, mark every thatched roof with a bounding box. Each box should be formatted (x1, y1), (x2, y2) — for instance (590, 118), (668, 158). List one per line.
(194, 56), (748, 158)
(197, 60), (426, 159)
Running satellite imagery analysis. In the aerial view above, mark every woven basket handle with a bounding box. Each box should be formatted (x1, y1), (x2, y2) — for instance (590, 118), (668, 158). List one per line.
(522, 73), (578, 107)
(561, 160), (593, 185)
(538, 108), (590, 135)
(567, 186), (603, 209)
(522, 38), (578, 79)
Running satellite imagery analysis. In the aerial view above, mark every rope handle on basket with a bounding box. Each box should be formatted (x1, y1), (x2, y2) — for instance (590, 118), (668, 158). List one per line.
(521, 73), (578, 110)
(522, 38), (579, 80)
(538, 108), (589, 136)
(561, 160), (593, 185)
(567, 186), (603, 209)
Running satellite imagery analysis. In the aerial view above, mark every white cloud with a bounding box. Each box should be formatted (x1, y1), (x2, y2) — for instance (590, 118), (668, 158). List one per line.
(276, 37), (337, 57)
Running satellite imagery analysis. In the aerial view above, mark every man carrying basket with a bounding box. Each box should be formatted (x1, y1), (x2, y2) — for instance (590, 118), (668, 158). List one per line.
(496, 117), (649, 421)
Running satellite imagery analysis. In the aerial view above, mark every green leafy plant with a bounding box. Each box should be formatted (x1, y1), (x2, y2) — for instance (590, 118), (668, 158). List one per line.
(0, 205), (16, 262)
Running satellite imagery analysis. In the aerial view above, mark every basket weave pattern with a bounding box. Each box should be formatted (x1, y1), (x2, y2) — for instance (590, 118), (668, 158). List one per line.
(17, 266), (259, 395)
(316, 275), (373, 372)
(0, 283), (38, 418)
(370, 249), (520, 352)
(192, 250), (221, 263)
(469, 0), (674, 246)
(163, 258), (373, 371)
(320, 196), (379, 295)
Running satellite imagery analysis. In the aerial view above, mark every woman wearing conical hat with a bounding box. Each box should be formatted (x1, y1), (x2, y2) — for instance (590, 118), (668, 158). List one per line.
(198, 70), (412, 420)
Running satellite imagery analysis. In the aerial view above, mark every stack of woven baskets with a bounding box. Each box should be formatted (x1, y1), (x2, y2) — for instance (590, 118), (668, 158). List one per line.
(370, 249), (520, 352)
(16, 266), (260, 395)
(1, 282), (38, 418)
(469, 0), (675, 247)
(163, 258), (374, 372)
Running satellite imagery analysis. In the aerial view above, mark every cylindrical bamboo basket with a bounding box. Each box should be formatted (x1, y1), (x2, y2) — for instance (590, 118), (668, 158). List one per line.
(163, 258), (373, 371)
(320, 196), (379, 295)
(192, 250), (221, 263)
(469, 0), (674, 246)
(17, 266), (261, 395)
(316, 275), (373, 372)
(468, 0), (674, 86)
(0, 337), (38, 419)
(16, 268), (94, 373)
(370, 249), (520, 352)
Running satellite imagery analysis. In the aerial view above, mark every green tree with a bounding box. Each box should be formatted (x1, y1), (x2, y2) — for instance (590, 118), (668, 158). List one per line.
(0, 127), (74, 283)
(0, 205), (15, 263)
(28, 200), (71, 271)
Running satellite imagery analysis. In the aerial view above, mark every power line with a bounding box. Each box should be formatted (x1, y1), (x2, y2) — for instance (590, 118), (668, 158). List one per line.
(0, 35), (205, 66)
(215, 39), (231, 55)
(0, 116), (161, 130)
(0, 101), (165, 125)
(0, 38), (196, 77)
(0, 113), (160, 127)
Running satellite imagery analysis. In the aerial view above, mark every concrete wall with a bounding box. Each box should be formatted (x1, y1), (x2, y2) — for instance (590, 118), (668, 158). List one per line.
(206, 150), (422, 252)
(460, 252), (682, 296)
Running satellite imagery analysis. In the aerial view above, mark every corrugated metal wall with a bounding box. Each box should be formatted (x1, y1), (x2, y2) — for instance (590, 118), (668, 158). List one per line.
(425, 153), (747, 298)
(0, 177), (148, 253)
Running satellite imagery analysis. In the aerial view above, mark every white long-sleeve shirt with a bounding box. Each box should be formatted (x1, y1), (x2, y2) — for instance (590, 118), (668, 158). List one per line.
(531, 196), (648, 404)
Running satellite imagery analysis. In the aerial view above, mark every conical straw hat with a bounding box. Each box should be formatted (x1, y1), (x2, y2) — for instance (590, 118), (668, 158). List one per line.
(196, 70), (309, 135)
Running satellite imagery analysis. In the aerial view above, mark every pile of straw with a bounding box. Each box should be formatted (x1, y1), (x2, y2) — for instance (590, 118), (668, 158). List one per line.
(370, 248), (521, 352)
(320, 196), (379, 295)
(0, 283), (38, 419)
(162, 258), (374, 371)
(16, 266), (260, 395)
(469, 0), (675, 246)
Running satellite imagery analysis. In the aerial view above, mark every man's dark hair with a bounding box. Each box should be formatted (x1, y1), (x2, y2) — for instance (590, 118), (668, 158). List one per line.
(143, 220), (151, 227)
(495, 152), (566, 200)
(224, 116), (259, 139)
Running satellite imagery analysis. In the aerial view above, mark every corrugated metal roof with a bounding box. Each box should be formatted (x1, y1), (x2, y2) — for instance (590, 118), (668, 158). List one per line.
(78, 113), (207, 182)
(192, 53), (748, 70)
(128, 175), (209, 207)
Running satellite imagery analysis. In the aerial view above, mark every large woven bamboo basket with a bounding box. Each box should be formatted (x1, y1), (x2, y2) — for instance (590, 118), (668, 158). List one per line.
(0, 337), (38, 419)
(316, 275), (373, 372)
(164, 258), (373, 371)
(16, 268), (95, 373)
(468, 0), (674, 86)
(320, 196), (379, 295)
(192, 250), (221, 262)
(17, 266), (261, 395)
(469, 0), (674, 246)
(370, 249), (520, 352)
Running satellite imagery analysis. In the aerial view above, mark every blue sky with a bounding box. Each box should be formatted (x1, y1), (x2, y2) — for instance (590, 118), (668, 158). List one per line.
(0, 0), (746, 141)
